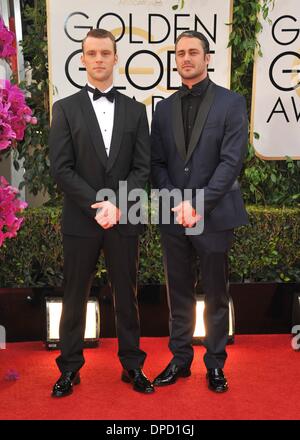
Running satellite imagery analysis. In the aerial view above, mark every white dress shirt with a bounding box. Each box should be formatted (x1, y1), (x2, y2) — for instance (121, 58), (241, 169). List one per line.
(87, 82), (115, 156)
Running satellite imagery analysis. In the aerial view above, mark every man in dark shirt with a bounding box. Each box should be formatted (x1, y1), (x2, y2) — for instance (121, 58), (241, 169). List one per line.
(151, 31), (248, 392)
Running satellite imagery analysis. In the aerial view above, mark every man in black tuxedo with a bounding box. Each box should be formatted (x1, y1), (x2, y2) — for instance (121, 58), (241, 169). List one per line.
(151, 31), (248, 392)
(49, 29), (153, 396)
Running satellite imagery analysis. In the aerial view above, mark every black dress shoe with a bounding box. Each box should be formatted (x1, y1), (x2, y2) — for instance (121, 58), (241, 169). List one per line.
(121, 368), (154, 394)
(52, 371), (80, 398)
(153, 362), (191, 387)
(206, 368), (228, 393)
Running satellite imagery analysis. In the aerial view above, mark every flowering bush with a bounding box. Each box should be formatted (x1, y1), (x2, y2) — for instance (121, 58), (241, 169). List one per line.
(0, 16), (16, 58)
(0, 177), (27, 246)
(0, 79), (37, 151)
(0, 17), (32, 247)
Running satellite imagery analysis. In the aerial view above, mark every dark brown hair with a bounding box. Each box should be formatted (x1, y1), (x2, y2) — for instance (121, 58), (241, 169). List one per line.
(82, 29), (117, 54)
(175, 31), (210, 55)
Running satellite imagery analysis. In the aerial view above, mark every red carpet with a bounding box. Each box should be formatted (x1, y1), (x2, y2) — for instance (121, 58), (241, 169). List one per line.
(0, 335), (299, 420)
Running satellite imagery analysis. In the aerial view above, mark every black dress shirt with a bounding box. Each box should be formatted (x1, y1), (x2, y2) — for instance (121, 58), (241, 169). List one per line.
(180, 76), (210, 150)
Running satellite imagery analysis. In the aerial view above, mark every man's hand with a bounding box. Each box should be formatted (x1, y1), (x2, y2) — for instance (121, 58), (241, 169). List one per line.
(91, 201), (122, 230)
(172, 200), (202, 228)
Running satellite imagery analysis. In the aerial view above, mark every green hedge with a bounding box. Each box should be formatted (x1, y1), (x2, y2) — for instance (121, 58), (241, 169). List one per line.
(0, 205), (299, 287)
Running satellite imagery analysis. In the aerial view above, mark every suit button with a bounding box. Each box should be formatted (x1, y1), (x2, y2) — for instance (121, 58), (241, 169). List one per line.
(184, 167), (189, 172)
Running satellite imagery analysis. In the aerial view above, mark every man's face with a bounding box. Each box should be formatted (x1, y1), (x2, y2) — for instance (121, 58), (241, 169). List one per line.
(175, 37), (210, 83)
(81, 36), (117, 85)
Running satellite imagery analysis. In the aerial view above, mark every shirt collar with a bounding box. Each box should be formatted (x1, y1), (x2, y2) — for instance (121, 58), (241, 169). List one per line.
(180, 76), (210, 96)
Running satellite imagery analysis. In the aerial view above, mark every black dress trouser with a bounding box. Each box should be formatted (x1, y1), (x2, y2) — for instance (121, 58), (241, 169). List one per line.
(56, 228), (146, 373)
(161, 229), (234, 370)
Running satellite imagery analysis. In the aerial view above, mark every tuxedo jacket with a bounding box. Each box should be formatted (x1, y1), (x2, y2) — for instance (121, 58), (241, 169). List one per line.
(49, 89), (150, 237)
(151, 81), (249, 234)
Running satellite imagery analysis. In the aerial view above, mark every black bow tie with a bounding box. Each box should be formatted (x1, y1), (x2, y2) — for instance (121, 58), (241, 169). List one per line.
(86, 85), (116, 102)
(179, 78), (210, 99)
(178, 87), (201, 99)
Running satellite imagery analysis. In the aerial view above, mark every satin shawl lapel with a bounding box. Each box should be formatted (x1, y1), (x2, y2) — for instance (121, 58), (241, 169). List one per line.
(78, 89), (108, 167)
(106, 91), (125, 172)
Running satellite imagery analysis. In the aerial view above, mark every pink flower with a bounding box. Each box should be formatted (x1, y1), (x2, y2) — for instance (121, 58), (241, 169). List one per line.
(9, 116), (26, 140)
(0, 17), (16, 58)
(0, 120), (16, 149)
(0, 79), (33, 151)
(0, 176), (27, 247)
(24, 114), (32, 123)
